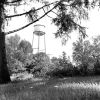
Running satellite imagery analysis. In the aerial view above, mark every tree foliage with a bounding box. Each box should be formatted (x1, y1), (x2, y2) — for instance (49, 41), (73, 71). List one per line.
(25, 52), (52, 77)
(6, 34), (33, 74)
(73, 35), (100, 75)
(48, 52), (73, 77)
(6, 34), (20, 50)
(73, 37), (92, 65)
(18, 40), (33, 54)
(4, 0), (100, 37)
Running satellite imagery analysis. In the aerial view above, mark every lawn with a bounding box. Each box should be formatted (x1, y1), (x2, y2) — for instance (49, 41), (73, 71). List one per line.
(1, 76), (100, 100)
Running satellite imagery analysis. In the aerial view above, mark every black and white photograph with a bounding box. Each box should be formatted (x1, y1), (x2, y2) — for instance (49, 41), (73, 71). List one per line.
(0, 0), (100, 100)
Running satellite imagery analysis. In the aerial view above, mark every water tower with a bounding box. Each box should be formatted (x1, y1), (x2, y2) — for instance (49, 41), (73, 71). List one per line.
(32, 24), (46, 54)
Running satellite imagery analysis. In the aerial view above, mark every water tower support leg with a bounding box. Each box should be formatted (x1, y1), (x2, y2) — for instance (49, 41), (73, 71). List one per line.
(44, 34), (46, 54)
(32, 33), (34, 54)
(38, 35), (40, 54)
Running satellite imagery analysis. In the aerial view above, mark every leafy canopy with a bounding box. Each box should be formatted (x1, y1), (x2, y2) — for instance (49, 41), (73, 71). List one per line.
(3, 0), (100, 39)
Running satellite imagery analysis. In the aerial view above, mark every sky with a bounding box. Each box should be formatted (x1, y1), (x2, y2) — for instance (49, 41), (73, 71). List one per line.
(5, 1), (100, 62)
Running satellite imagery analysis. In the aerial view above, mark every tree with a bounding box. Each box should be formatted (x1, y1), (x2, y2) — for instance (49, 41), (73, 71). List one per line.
(73, 35), (100, 75)
(51, 52), (69, 70)
(58, 52), (70, 69)
(6, 35), (33, 75)
(51, 57), (60, 69)
(91, 35), (100, 59)
(25, 52), (51, 77)
(18, 40), (33, 54)
(0, 0), (100, 83)
(49, 52), (74, 77)
(91, 35), (100, 74)
(72, 37), (93, 75)
(6, 34), (20, 50)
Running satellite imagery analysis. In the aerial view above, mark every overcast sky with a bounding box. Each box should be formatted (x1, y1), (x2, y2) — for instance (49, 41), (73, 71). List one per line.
(5, 1), (100, 62)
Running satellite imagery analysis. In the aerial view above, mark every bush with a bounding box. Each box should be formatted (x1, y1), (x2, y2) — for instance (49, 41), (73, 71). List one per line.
(47, 66), (75, 78)
(72, 67), (80, 76)
(25, 52), (53, 78)
(94, 59), (100, 75)
(8, 60), (26, 75)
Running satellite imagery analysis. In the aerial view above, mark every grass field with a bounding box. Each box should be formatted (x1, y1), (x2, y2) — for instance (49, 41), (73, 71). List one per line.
(1, 76), (100, 100)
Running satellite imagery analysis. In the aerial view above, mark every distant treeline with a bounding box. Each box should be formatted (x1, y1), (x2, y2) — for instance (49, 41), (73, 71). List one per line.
(6, 34), (100, 78)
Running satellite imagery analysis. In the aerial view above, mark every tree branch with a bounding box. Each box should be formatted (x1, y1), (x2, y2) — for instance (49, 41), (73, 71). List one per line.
(42, 7), (53, 19)
(5, 1), (60, 35)
(5, 0), (22, 4)
(51, 10), (59, 16)
(5, 1), (58, 18)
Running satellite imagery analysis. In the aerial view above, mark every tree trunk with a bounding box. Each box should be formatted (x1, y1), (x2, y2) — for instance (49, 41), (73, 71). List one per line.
(0, 2), (11, 84)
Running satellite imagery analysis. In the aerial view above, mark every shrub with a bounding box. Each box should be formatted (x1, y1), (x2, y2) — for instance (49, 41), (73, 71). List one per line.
(94, 59), (100, 75)
(25, 52), (53, 77)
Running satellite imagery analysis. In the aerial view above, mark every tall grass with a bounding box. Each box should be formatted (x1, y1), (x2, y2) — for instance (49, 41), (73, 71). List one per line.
(0, 77), (100, 100)
(1, 86), (100, 100)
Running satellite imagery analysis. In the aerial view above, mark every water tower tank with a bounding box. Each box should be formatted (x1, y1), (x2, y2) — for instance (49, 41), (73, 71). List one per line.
(32, 24), (46, 54)
(33, 24), (45, 36)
